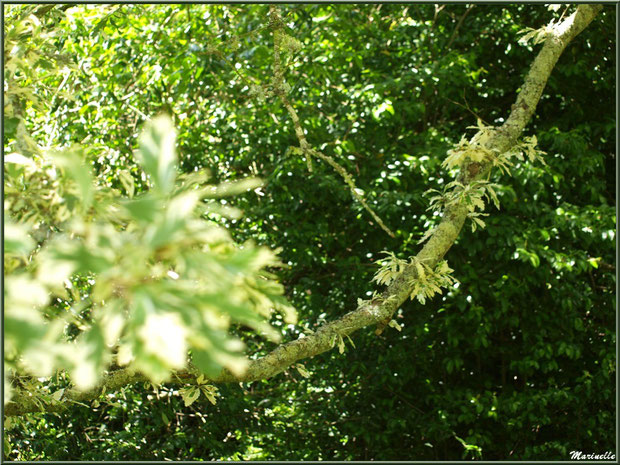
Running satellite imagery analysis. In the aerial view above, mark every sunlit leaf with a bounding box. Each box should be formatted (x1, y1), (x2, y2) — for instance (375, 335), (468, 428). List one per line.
(137, 114), (177, 194)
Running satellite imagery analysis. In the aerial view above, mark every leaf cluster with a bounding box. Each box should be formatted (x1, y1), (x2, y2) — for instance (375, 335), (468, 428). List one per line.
(442, 119), (498, 171)
(373, 253), (458, 305)
(4, 115), (297, 401)
(180, 375), (219, 406)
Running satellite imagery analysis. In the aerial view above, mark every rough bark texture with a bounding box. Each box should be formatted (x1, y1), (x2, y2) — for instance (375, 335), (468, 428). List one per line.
(4, 4), (603, 417)
(498, 5), (603, 146)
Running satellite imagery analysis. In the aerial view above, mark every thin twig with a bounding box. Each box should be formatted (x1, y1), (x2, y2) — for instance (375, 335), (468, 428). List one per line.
(270, 9), (313, 172)
(443, 93), (489, 126)
(269, 5), (395, 238)
(444, 5), (475, 51)
(307, 148), (395, 238)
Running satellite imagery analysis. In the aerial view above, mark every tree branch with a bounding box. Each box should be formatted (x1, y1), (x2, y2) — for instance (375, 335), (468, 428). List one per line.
(269, 5), (396, 238)
(4, 4), (603, 417)
(444, 4), (475, 52)
(498, 4), (603, 147)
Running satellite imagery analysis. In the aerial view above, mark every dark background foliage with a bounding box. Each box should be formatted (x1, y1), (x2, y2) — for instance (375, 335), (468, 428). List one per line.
(6, 4), (615, 460)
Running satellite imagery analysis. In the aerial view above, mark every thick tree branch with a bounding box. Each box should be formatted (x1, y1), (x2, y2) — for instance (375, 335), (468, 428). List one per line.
(5, 5), (602, 417)
(498, 4), (603, 148)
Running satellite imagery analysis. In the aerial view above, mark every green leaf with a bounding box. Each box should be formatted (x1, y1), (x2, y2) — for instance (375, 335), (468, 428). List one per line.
(122, 195), (160, 223)
(48, 240), (112, 274)
(4, 117), (20, 138)
(199, 385), (219, 405)
(4, 222), (34, 256)
(296, 364), (311, 378)
(118, 170), (135, 198)
(372, 100), (394, 120)
(51, 149), (94, 210)
(337, 334), (345, 354)
(137, 114), (178, 194)
(70, 325), (107, 390)
(574, 318), (584, 331)
(414, 259), (425, 280)
(180, 386), (201, 407)
(51, 389), (65, 402)
(137, 308), (188, 370)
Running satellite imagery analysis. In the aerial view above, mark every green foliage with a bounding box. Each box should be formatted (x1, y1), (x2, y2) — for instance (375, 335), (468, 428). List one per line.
(408, 260), (459, 305)
(373, 253), (458, 305)
(372, 251), (409, 287)
(180, 376), (219, 407)
(443, 119), (499, 170)
(4, 3), (614, 462)
(5, 108), (296, 393)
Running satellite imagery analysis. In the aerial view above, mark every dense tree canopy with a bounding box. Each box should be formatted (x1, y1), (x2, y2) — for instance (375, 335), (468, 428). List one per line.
(3, 3), (615, 461)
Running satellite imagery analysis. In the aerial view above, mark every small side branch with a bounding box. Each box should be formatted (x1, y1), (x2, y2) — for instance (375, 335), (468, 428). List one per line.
(306, 147), (396, 238)
(444, 5), (475, 52)
(269, 5), (395, 238)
